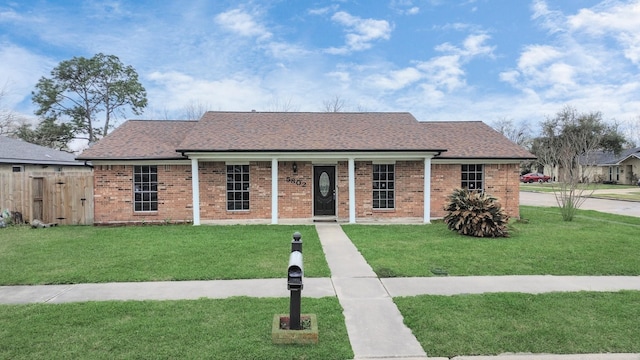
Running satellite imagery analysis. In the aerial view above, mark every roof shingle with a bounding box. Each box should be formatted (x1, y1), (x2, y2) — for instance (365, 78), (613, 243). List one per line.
(0, 136), (86, 166)
(77, 120), (196, 160)
(76, 112), (535, 161)
(177, 112), (443, 152)
(421, 121), (535, 159)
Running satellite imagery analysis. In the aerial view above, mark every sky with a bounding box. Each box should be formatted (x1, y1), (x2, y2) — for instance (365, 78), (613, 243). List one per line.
(1, 0), (639, 140)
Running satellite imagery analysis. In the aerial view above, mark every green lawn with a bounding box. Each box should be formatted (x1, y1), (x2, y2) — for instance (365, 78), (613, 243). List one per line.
(343, 206), (640, 277)
(588, 191), (640, 201)
(520, 183), (640, 201)
(0, 297), (352, 360)
(520, 183), (637, 192)
(0, 225), (330, 285)
(396, 291), (640, 358)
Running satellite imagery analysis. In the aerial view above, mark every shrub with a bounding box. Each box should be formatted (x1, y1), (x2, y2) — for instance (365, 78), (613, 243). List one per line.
(443, 188), (509, 238)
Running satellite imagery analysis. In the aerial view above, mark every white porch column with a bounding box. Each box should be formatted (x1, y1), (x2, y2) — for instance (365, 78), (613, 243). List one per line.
(424, 157), (431, 224)
(271, 158), (278, 224)
(191, 158), (201, 226)
(348, 158), (356, 223)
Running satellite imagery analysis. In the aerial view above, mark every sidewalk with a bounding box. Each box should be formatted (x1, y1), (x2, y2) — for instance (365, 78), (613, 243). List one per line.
(315, 223), (428, 359)
(1, 223), (640, 359)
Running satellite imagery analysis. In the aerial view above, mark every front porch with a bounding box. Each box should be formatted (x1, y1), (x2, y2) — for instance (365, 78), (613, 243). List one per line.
(186, 153), (436, 225)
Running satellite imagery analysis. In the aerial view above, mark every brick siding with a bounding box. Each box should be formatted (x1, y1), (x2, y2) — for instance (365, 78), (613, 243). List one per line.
(92, 161), (521, 224)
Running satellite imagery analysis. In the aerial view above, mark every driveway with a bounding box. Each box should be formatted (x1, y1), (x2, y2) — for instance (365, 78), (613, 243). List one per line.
(520, 191), (640, 218)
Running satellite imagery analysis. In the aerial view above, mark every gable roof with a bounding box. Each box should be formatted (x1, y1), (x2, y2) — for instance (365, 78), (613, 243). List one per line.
(0, 136), (86, 166)
(421, 121), (535, 159)
(598, 147), (640, 165)
(76, 112), (535, 161)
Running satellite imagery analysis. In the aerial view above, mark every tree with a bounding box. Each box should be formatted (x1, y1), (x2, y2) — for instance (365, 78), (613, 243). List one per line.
(182, 101), (212, 120)
(322, 95), (347, 112)
(491, 117), (532, 148)
(266, 96), (298, 112)
(32, 53), (147, 144)
(534, 106), (627, 221)
(492, 117), (534, 173)
(0, 86), (23, 136)
(14, 118), (74, 151)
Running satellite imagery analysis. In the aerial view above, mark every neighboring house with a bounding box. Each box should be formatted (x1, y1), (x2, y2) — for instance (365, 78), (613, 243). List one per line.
(589, 147), (640, 184)
(545, 147), (640, 185)
(76, 112), (535, 225)
(0, 136), (94, 224)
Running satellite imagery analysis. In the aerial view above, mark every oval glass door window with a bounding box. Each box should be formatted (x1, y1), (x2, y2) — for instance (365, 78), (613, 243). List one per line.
(319, 172), (330, 197)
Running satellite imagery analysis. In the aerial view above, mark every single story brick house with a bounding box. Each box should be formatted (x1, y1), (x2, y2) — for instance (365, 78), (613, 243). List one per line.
(76, 112), (535, 225)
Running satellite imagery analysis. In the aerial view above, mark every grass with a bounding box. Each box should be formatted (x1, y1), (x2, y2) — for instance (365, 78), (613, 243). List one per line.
(342, 206), (640, 277)
(520, 183), (637, 192)
(588, 191), (640, 201)
(0, 297), (353, 360)
(521, 182), (640, 200)
(395, 291), (640, 358)
(0, 225), (330, 285)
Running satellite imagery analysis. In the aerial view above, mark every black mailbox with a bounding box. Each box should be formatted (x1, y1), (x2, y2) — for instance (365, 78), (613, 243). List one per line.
(287, 250), (303, 290)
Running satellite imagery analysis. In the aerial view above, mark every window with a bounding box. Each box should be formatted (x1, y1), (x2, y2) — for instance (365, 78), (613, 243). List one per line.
(227, 164), (249, 211)
(12, 166), (22, 173)
(373, 164), (395, 209)
(134, 166), (158, 211)
(461, 164), (483, 190)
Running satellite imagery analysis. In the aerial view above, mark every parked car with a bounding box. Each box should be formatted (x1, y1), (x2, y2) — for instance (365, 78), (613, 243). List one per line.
(520, 173), (551, 183)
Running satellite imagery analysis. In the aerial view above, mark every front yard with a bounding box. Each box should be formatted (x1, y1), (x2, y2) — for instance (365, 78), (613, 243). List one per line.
(1, 206), (640, 358)
(343, 206), (640, 277)
(0, 297), (353, 360)
(0, 225), (330, 285)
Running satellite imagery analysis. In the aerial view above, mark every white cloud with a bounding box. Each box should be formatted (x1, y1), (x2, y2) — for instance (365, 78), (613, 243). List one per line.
(146, 71), (266, 113)
(0, 42), (54, 111)
(499, 70), (520, 85)
(417, 55), (465, 92)
(367, 67), (423, 91)
(568, 1), (640, 64)
(308, 5), (339, 16)
(517, 45), (562, 72)
(328, 11), (392, 53)
(530, 0), (566, 33)
(214, 9), (272, 41)
(407, 7), (420, 15)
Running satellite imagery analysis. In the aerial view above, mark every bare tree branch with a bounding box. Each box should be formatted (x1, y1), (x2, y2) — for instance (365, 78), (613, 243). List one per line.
(322, 95), (347, 112)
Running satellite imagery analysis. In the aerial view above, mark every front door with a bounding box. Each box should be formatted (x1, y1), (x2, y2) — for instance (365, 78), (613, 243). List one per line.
(313, 166), (336, 216)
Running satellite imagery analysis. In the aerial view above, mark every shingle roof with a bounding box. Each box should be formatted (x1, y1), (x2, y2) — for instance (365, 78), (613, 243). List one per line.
(598, 147), (640, 165)
(0, 136), (86, 166)
(177, 112), (445, 152)
(75, 112), (535, 161)
(421, 121), (535, 159)
(77, 120), (196, 160)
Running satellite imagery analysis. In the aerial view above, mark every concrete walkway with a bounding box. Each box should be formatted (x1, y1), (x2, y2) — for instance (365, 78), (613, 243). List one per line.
(2, 222), (640, 359)
(315, 223), (428, 359)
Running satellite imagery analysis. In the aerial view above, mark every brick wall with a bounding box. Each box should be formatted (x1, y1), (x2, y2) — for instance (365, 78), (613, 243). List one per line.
(92, 160), (521, 224)
(430, 163), (521, 219)
(93, 164), (192, 225)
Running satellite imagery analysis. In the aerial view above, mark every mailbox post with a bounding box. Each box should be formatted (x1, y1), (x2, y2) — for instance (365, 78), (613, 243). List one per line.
(287, 232), (303, 330)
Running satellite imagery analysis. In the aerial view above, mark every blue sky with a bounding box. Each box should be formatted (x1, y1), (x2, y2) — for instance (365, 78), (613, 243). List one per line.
(1, 0), (639, 138)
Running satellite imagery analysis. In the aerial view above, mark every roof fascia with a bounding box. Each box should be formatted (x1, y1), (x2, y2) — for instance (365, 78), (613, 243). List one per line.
(184, 151), (441, 162)
(432, 158), (530, 165)
(90, 159), (191, 166)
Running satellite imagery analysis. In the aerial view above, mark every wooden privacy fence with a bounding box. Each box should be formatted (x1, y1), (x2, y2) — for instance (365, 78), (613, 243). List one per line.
(0, 172), (93, 225)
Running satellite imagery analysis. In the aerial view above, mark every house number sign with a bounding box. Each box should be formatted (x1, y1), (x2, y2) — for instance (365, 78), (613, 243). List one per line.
(285, 176), (307, 187)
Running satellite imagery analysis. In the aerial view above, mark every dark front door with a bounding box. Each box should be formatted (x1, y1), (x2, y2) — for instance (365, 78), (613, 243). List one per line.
(313, 166), (336, 216)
